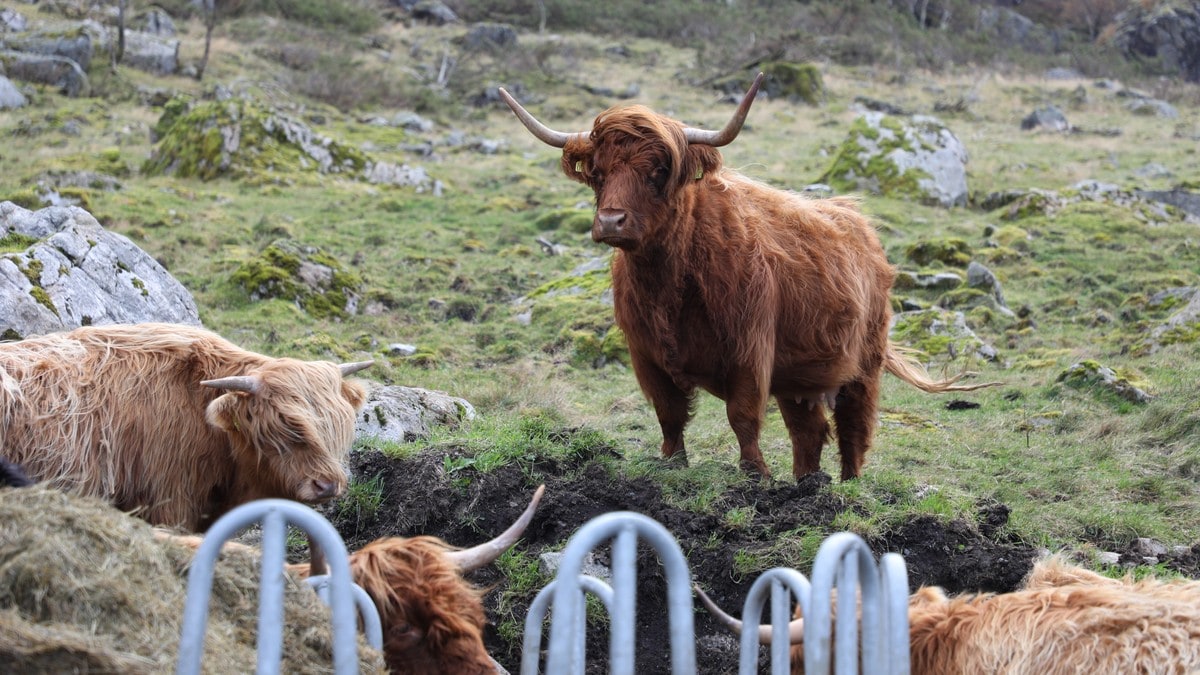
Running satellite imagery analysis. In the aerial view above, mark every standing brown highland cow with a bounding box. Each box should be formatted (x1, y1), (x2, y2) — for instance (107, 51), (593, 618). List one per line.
(501, 74), (991, 480)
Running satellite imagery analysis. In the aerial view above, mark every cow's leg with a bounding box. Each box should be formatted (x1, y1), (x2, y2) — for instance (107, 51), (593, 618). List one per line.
(724, 372), (771, 478)
(630, 354), (694, 462)
(832, 374), (881, 480)
(778, 397), (830, 479)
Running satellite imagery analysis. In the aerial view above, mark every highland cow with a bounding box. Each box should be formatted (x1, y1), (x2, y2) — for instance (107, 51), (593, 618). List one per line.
(0, 323), (371, 530)
(161, 485), (546, 674)
(697, 555), (1200, 674)
(502, 74), (991, 480)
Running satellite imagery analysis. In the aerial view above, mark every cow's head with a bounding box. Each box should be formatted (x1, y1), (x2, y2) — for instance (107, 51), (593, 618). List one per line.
(202, 359), (372, 505)
(344, 485), (544, 674)
(501, 74), (764, 252)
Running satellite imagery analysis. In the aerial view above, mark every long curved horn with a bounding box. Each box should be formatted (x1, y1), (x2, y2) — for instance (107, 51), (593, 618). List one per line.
(446, 484), (545, 572)
(694, 584), (805, 644)
(683, 72), (765, 147)
(339, 360), (374, 377)
(499, 89), (588, 149)
(200, 374), (262, 394)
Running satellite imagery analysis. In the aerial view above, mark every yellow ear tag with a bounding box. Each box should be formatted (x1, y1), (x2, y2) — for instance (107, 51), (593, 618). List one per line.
(575, 160), (584, 173)
(694, 167), (704, 180)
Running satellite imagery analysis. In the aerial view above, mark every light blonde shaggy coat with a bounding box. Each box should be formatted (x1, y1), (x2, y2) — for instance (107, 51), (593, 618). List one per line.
(1, 323), (366, 530)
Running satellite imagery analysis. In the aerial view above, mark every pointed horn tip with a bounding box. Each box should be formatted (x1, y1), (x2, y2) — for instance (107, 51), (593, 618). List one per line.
(339, 360), (374, 376)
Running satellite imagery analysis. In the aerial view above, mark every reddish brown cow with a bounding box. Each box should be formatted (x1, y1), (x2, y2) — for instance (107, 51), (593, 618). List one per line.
(0, 323), (371, 530)
(161, 485), (546, 674)
(697, 556), (1200, 674)
(502, 75), (992, 480)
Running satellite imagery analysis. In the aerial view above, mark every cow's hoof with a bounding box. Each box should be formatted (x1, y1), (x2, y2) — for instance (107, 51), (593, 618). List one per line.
(661, 450), (689, 467)
(739, 460), (771, 481)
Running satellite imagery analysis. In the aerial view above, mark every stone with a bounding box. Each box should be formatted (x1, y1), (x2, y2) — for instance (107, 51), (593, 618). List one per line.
(0, 75), (27, 109)
(0, 202), (201, 338)
(354, 384), (475, 444)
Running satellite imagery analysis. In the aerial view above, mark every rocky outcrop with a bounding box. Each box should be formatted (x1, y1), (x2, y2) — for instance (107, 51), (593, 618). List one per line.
(821, 112), (969, 207)
(0, 50), (88, 97)
(1107, 1), (1200, 83)
(0, 202), (200, 339)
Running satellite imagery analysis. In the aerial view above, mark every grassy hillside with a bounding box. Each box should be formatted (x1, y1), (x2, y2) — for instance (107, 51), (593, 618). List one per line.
(2, 0), (1200, 662)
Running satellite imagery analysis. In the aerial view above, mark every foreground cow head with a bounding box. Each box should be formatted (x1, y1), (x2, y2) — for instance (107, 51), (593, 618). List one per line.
(342, 484), (544, 674)
(202, 359), (371, 506)
(501, 74), (764, 251)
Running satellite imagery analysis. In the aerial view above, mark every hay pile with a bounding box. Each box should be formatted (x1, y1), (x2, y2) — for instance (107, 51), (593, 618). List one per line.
(0, 487), (385, 673)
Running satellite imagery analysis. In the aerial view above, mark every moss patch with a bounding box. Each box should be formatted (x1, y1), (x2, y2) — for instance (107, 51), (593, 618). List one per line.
(905, 238), (973, 267)
(230, 239), (364, 319)
(143, 98), (368, 183)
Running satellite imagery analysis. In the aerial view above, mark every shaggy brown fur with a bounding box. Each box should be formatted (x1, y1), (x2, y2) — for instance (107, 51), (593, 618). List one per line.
(331, 536), (494, 675)
(527, 100), (988, 480)
(0, 323), (367, 530)
(785, 556), (1200, 674)
(160, 533), (497, 674)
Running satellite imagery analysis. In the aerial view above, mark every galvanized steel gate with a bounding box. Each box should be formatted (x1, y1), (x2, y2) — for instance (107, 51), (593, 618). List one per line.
(177, 502), (909, 674)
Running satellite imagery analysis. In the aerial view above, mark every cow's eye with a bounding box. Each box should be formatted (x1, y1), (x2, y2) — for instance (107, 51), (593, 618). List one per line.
(648, 167), (669, 190)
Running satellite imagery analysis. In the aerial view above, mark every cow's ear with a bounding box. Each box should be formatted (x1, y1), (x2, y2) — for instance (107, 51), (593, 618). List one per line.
(205, 393), (243, 432)
(560, 150), (590, 185)
(680, 145), (723, 187)
(341, 380), (367, 409)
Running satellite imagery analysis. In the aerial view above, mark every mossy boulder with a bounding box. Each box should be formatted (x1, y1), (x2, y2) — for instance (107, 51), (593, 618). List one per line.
(760, 61), (824, 105)
(143, 98), (369, 182)
(905, 238), (973, 267)
(890, 308), (999, 362)
(520, 257), (627, 368)
(231, 239), (364, 320)
(1057, 360), (1152, 404)
(819, 112), (968, 207)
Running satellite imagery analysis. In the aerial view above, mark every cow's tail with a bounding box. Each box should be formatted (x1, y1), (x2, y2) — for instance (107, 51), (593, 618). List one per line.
(884, 344), (1000, 393)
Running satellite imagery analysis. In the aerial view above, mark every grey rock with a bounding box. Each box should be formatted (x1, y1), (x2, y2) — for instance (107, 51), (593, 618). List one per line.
(386, 343), (417, 356)
(1137, 189), (1200, 217)
(392, 112), (434, 132)
(967, 261), (1007, 309)
(1096, 551), (1121, 566)
(1, 8), (27, 32)
(461, 22), (516, 50)
(1126, 97), (1178, 119)
(1021, 105), (1070, 132)
(2, 28), (93, 69)
(977, 6), (1057, 53)
(538, 551), (612, 584)
(0, 202), (201, 339)
(137, 8), (176, 36)
(0, 50), (88, 97)
(410, 0), (458, 25)
(354, 384), (475, 444)
(1133, 537), (1168, 558)
(891, 308), (1000, 362)
(363, 162), (433, 191)
(1108, 3), (1200, 83)
(895, 270), (963, 291)
(829, 112), (969, 208)
(121, 30), (179, 75)
(1058, 361), (1153, 403)
(0, 75), (27, 109)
